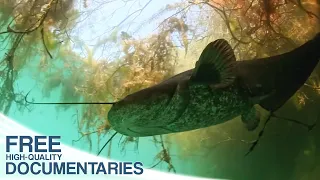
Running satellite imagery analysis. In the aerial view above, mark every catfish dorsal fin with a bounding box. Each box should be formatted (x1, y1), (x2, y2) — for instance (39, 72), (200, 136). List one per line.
(191, 39), (236, 87)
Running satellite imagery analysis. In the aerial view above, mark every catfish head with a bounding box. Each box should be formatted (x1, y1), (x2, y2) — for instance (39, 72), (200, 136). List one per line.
(108, 70), (193, 137)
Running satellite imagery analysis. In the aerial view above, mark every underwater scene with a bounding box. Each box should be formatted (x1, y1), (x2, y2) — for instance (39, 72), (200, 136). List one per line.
(1, 0), (320, 179)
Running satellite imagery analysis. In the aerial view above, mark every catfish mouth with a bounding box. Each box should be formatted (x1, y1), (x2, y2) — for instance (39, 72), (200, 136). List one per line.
(115, 125), (175, 137)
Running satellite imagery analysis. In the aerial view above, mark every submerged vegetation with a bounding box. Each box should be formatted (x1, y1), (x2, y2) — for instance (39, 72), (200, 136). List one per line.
(1, 0), (320, 179)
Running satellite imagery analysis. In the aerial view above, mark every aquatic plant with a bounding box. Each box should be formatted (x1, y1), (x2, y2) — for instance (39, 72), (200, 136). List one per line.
(1, 0), (320, 178)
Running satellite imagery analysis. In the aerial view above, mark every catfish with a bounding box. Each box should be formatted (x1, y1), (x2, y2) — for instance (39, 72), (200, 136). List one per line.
(26, 33), (320, 155)
(107, 33), (320, 137)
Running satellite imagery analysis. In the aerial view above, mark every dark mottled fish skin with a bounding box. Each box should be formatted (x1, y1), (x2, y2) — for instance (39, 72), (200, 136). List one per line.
(165, 84), (252, 134)
(108, 33), (320, 137)
(108, 76), (252, 137)
(236, 33), (320, 112)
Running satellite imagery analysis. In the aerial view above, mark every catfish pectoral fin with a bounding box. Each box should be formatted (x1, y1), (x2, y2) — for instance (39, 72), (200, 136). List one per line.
(249, 89), (276, 104)
(241, 107), (260, 131)
(169, 81), (190, 123)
